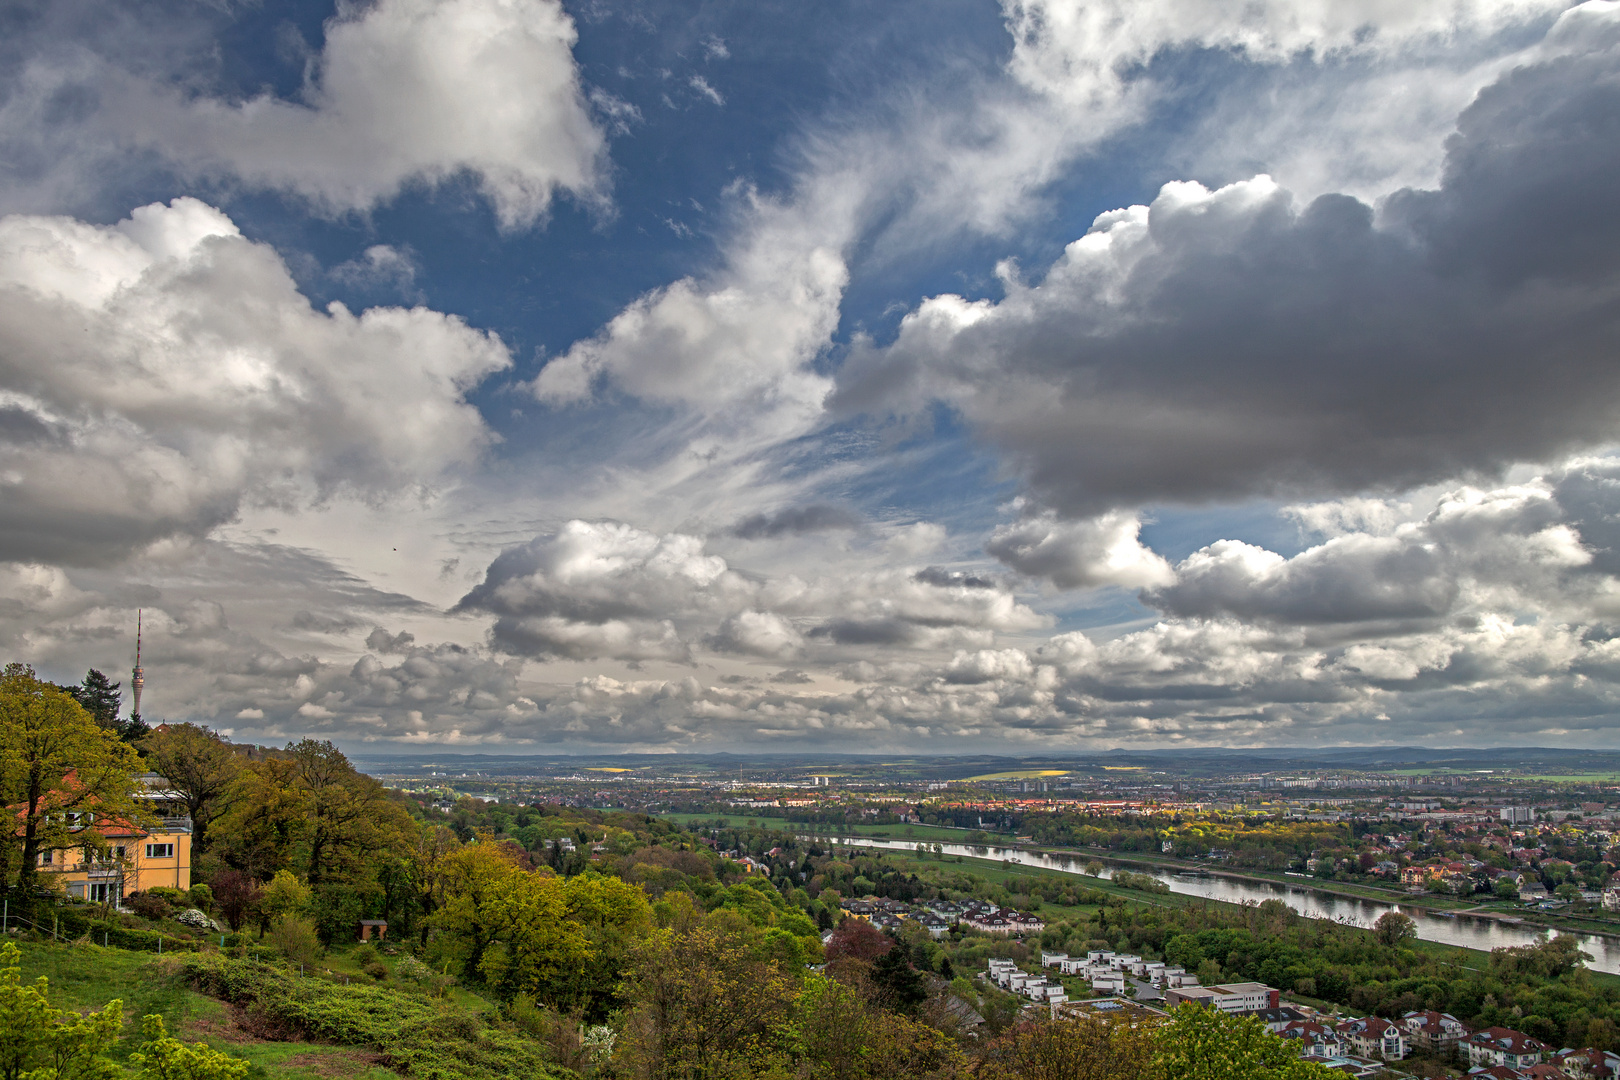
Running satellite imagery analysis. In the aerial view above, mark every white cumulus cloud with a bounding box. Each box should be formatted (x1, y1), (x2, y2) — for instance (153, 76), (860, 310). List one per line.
(0, 198), (509, 565)
(105, 0), (608, 227)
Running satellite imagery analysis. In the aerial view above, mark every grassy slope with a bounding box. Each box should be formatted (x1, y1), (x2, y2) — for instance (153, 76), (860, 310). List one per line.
(18, 941), (404, 1079)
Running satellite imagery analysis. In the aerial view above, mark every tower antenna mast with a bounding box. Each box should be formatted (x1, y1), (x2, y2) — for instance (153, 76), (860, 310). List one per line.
(131, 610), (144, 721)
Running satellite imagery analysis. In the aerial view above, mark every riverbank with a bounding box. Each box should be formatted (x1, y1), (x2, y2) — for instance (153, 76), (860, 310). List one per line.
(1029, 843), (1620, 941)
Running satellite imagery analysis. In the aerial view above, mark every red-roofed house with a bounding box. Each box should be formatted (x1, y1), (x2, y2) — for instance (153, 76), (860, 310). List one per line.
(16, 773), (191, 904)
(1466, 1027), (1544, 1070)
(1339, 1015), (1408, 1060)
(1402, 1010), (1469, 1054)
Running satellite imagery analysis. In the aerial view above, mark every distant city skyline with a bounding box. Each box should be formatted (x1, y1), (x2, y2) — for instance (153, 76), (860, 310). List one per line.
(3, 0), (1619, 751)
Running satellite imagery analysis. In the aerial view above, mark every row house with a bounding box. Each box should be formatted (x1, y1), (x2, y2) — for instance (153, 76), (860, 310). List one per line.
(1402, 1010), (1469, 1054)
(985, 960), (1067, 1004)
(961, 910), (1044, 935)
(1467, 1027), (1546, 1071)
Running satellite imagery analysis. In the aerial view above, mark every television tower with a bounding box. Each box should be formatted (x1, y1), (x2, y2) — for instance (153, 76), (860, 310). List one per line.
(130, 609), (144, 721)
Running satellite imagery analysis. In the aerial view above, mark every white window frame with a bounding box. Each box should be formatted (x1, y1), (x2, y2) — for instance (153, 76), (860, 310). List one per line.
(145, 842), (174, 859)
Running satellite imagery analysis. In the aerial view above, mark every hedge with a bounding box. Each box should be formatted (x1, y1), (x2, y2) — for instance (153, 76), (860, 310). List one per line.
(51, 907), (198, 953)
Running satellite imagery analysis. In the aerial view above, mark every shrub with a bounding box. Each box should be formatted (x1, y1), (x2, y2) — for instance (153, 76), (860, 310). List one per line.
(54, 907), (197, 953)
(351, 942), (381, 967)
(187, 883), (214, 912)
(266, 915), (320, 968)
(507, 995), (588, 1072)
(209, 871), (261, 933)
(362, 961), (389, 981)
(181, 954), (559, 1080)
(126, 892), (172, 921)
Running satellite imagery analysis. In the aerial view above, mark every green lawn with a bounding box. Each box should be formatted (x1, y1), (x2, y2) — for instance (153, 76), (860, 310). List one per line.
(15, 943), (197, 1065)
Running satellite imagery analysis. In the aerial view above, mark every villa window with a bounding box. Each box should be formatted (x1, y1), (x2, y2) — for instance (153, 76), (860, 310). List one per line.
(145, 843), (174, 859)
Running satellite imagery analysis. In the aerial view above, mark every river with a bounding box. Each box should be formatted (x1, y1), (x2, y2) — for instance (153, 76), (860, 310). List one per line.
(819, 836), (1620, 975)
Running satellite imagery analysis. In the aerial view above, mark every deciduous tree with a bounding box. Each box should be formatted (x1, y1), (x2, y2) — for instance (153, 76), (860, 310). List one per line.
(1373, 911), (1417, 948)
(0, 665), (141, 894)
(211, 758), (307, 880)
(478, 871), (592, 1005)
(619, 918), (799, 1080)
(563, 871), (653, 1014)
(825, 918), (892, 963)
(140, 723), (241, 854)
(796, 975), (965, 1080)
(978, 1012), (1158, 1080)
(1149, 1005), (1335, 1080)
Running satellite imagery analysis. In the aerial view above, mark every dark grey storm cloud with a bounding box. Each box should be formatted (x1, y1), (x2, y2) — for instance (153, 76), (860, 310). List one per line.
(836, 27), (1620, 515)
(913, 566), (998, 589)
(728, 504), (862, 539)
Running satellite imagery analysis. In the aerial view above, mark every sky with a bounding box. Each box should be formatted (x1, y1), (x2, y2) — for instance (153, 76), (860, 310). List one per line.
(2, 0), (1619, 753)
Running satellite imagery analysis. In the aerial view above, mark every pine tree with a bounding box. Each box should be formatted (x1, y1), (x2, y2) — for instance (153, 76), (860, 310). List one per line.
(67, 669), (120, 730)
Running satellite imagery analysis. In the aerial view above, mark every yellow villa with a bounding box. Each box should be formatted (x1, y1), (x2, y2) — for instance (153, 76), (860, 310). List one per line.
(26, 773), (192, 904)
(38, 818), (193, 903)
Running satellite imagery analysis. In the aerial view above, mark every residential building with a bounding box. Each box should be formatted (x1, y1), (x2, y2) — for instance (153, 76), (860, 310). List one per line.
(1549, 1046), (1620, 1077)
(1279, 1020), (1345, 1059)
(1163, 982), (1281, 1014)
(963, 910), (1044, 935)
(1249, 1007), (1309, 1033)
(1466, 1028), (1545, 1070)
(1402, 1010), (1469, 1054)
(34, 813), (192, 903)
(1339, 1015), (1408, 1060)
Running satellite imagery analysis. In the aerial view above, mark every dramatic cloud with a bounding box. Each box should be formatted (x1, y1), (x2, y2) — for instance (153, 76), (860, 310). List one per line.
(840, 10), (1620, 513)
(986, 510), (1173, 589)
(457, 519), (1046, 664)
(97, 0), (608, 226)
(6, 0), (1620, 751)
(0, 198), (508, 564)
(531, 181), (852, 449)
(455, 520), (750, 662)
(1146, 481), (1594, 630)
(708, 610), (805, 659)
